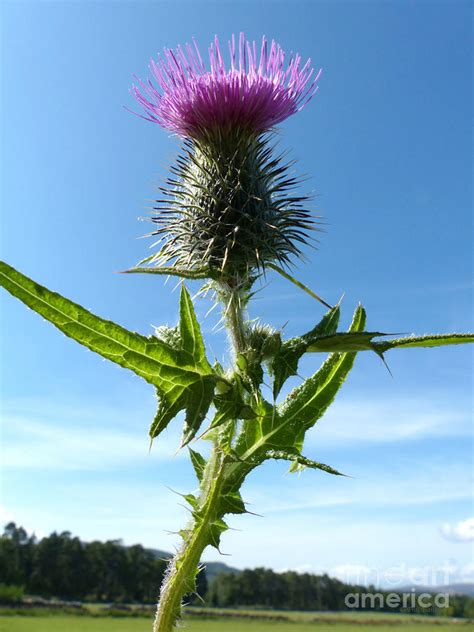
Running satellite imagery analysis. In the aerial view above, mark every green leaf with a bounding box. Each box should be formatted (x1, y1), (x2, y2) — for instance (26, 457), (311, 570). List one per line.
(207, 518), (228, 550)
(0, 261), (173, 384)
(267, 262), (333, 309)
(189, 448), (207, 482)
(210, 378), (256, 431)
(374, 333), (474, 353)
(0, 261), (216, 446)
(305, 331), (386, 352)
(236, 306), (366, 462)
(149, 285), (216, 446)
(220, 491), (247, 515)
(270, 305), (341, 397)
(303, 332), (474, 354)
(183, 493), (198, 509)
(122, 266), (210, 280)
(266, 449), (346, 476)
(277, 305), (366, 438)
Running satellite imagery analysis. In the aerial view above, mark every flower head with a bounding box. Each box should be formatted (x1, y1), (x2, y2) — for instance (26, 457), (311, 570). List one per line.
(131, 33), (321, 138)
(149, 132), (316, 280)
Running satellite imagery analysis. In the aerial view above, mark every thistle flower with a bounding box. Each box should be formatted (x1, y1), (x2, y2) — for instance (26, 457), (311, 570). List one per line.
(130, 35), (321, 283)
(131, 33), (321, 139)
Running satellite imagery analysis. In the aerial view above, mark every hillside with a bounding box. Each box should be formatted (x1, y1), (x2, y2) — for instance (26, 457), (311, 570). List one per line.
(147, 548), (240, 581)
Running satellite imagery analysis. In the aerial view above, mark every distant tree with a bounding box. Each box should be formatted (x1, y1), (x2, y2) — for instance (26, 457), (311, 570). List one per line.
(0, 522), (34, 587)
(0, 524), (169, 603)
(2, 523), (473, 620)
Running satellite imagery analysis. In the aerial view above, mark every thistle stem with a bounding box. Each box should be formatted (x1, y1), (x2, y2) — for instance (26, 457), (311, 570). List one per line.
(153, 448), (227, 632)
(153, 286), (248, 631)
(223, 287), (247, 355)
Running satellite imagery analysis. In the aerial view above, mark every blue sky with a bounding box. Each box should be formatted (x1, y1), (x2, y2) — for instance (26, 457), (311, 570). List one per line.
(1, 0), (472, 588)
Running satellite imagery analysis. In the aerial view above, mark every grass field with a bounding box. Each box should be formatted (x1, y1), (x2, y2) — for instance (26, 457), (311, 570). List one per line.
(0, 615), (471, 632)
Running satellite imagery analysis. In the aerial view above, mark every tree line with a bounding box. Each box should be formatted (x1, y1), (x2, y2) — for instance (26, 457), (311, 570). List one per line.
(207, 567), (474, 618)
(1, 523), (473, 618)
(0, 522), (207, 603)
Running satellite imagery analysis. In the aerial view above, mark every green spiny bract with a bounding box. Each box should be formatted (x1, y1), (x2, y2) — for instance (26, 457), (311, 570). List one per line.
(148, 129), (315, 285)
(154, 325), (181, 348)
(245, 322), (281, 360)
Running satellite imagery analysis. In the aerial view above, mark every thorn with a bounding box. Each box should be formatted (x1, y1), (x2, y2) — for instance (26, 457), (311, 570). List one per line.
(376, 350), (393, 377)
(194, 425), (213, 442)
(172, 278), (183, 293)
(245, 509), (264, 517)
(164, 485), (187, 498)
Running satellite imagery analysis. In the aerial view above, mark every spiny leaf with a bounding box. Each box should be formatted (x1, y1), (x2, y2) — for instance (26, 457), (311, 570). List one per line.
(266, 262), (333, 309)
(0, 262), (217, 447)
(266, 449), (346, 476)
(303, 332), (473, 354)
(207, 518), (228, 550)
(270, 304), (341, 397)
(151, 284), (217, 446)
(236, 306), (366, 462)
(374, 333), (474, 353)
(189, 448), (207, 482)
(211, 378), (256, 431)
(180, 374), (216, 447)
(233, 395), (275, 461)
(123, 266), (211, 280)
(179, 283), (207, 361)
(0, 261), (179, 385)
(277, 305), (366, 436)
(219, 491), (247, 515)
(306, 331), (387, 352)
(183, 493), (198, 509)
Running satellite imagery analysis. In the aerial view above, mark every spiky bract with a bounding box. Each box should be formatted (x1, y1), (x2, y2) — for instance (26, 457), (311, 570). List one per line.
(147, 130), (315, 284)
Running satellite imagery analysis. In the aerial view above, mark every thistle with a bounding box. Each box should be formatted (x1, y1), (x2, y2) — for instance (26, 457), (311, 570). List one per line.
(130, 34), (320, 287)
(0, 32), (472, 632)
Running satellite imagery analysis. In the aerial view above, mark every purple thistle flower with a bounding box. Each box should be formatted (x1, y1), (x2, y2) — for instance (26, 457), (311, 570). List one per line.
(131, 33), (321, 138)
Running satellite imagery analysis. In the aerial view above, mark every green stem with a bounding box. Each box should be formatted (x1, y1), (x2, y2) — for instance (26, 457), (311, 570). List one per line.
(223, 288), (247, 355)
(153, 287), (247, 632)
(153, 448), (227, 632)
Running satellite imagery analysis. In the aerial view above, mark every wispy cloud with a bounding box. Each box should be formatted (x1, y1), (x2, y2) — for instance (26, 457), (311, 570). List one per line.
(440, 517), (474, 543)
(308, 561), (474, 588)
(2, 393), (471, 471)
(1, 400), (185, 470)
(305, 397), (472, 446)
(243, 460), (473, 514)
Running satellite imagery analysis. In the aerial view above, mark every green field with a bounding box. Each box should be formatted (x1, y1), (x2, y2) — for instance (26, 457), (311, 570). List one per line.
(0, 615), (470, 632)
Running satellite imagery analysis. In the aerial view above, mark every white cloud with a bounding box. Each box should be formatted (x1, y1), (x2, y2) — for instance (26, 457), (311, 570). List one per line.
(217, 513), (474, 586)
(318, 561), (474, 588)
(441, 517), (474, 542)
(243, 459), (472, 514)
(306, 397), (471, 446)
(0, 403), (185, 470)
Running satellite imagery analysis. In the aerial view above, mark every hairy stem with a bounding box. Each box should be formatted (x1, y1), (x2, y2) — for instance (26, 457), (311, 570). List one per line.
(153, 448), (227, 632)
(223, 287), (247, 355)
(153, 286), (248, 632)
